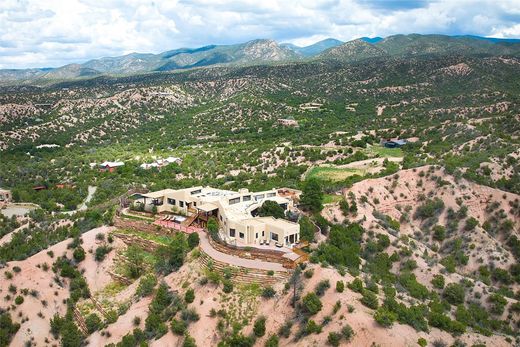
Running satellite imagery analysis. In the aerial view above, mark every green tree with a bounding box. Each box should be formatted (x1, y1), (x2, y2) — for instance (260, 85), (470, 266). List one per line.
(187, 232), (200, 249)
(443, 283), (465, 305)
(299, 216), (316, 242)
(126, 245), (145, 279)
(258, 200), (286, 219)
(253, 316), (266, 337)
(300, 178), (323, 213)
(302, 292), (322, 315)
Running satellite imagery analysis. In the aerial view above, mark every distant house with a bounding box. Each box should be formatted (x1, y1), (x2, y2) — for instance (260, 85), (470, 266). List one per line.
(140, 157), (182, 170)
(0, 189), (11, 203)
(299, 102), (322, 110)
(99, 161), (125, 173)
(382, 139), (407, 148)
(277, 119), (299, 127)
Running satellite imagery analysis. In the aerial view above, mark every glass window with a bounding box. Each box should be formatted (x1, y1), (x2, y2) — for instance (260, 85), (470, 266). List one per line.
(190, 189), (202, 195)
(239, 232), (245, 239)
(254, 194), (264, 201)
(229, 197), (240, 205)
(230, 228), (236, 237)
(242, 195), (251, 202)
(167, 198), (176, 205)
(266, 192), (276, 197)
(179, 201), (184, 208)
(270, 232), (278, 241)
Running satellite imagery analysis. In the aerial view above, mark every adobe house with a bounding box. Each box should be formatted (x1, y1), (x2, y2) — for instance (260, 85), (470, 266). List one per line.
(0, 189), (12, 203)
(99, 161), (125, 173)
(133, 186), (300, 247)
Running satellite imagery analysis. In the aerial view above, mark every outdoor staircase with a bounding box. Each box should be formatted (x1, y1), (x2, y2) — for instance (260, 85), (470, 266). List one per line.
(198, 250), (290, 286)
(181, 212), (198, 227)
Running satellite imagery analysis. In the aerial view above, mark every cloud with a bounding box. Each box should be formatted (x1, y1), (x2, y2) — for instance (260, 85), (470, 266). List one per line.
(0, 0), (519, 69)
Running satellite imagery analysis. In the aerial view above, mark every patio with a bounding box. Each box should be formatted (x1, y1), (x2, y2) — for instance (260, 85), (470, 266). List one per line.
(154, 219), (203, 234)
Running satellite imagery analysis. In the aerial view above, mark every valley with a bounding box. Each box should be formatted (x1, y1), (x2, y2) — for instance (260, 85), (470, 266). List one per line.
(0, 34), (519, 347)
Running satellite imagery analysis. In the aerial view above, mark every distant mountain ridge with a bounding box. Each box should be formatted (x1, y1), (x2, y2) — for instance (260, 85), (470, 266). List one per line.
(1, 34), (520, 85)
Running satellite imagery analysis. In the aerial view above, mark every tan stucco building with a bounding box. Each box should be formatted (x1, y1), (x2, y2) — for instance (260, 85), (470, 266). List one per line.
(133, 186), (301, 247)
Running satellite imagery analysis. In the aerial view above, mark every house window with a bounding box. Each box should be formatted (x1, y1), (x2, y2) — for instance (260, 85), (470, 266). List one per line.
(255, 233), (258, 239)
(262, 231), (265, 237)
(230, 228), (236, 237)
(190, 189), (201, 195)
(239, 232), (245, 239)
(243, 195), (251, 202)
(229, 197), (240, 205)
(193, 202), (197, 206)
(270, 232), (278, 241)
(179, 201), (184, 208)
(267, 192), (276, 197)
(167, 198), (176, 205)
(254, 194), (264, 201)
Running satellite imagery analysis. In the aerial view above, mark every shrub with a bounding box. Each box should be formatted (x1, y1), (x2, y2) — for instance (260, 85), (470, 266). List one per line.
(136, 274), (157, 297)
(415, 198), (445, 219)
(443, 283), (465, 305)
(222, 280), (233, 293)
(431, 274), (445, 289)
(398, 272), (429, 300)
(348, 278), (363, 293)
(278, 320), (293, 338)
(262, 286), (276, 299)
(94, 245), (111, 262)
(341, 324), (354, 341)
(304, 269), (314, 278)
(488, 293), (507, 315)
(253, 316), (266, 337)
(72, 247), (86, 262)
(265, 334), (279, 347)
(184, 288), (195, 304)
(14, 295), (24, 305)
(374, 307), (397, 327)
(181, 308), (200, 323)
(170, 319), (186, 335)
(302, 292), (322, 315)
(85, 313), (102, 333)
(327, 332), (341, 346)
(418, 337), (427, 347)
(336, 280), (344, 293)
(361, 290), (379, 309)
(183, 334), (197, 347)
(464, 217), (479, 231)
(315, 280), (330, 296)
(305, 319), (321, 334)
(432, 225), (446, 241)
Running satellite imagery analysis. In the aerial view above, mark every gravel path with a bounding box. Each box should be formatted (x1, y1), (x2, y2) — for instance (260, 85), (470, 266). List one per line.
(198, 232), (288, 272)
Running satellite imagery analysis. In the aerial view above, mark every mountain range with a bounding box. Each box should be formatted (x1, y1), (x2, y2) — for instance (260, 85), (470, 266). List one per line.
(1, 34), (520, 85)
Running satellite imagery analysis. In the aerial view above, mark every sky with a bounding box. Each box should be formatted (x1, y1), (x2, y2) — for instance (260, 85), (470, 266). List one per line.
(1, 0), (520, 69)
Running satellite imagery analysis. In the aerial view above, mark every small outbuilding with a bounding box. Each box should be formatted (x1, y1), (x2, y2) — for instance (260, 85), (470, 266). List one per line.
(382, 139), (407, 148)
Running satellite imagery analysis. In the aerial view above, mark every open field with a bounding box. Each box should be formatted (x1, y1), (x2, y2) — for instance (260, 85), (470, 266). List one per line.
(307, 166), (364, 181)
